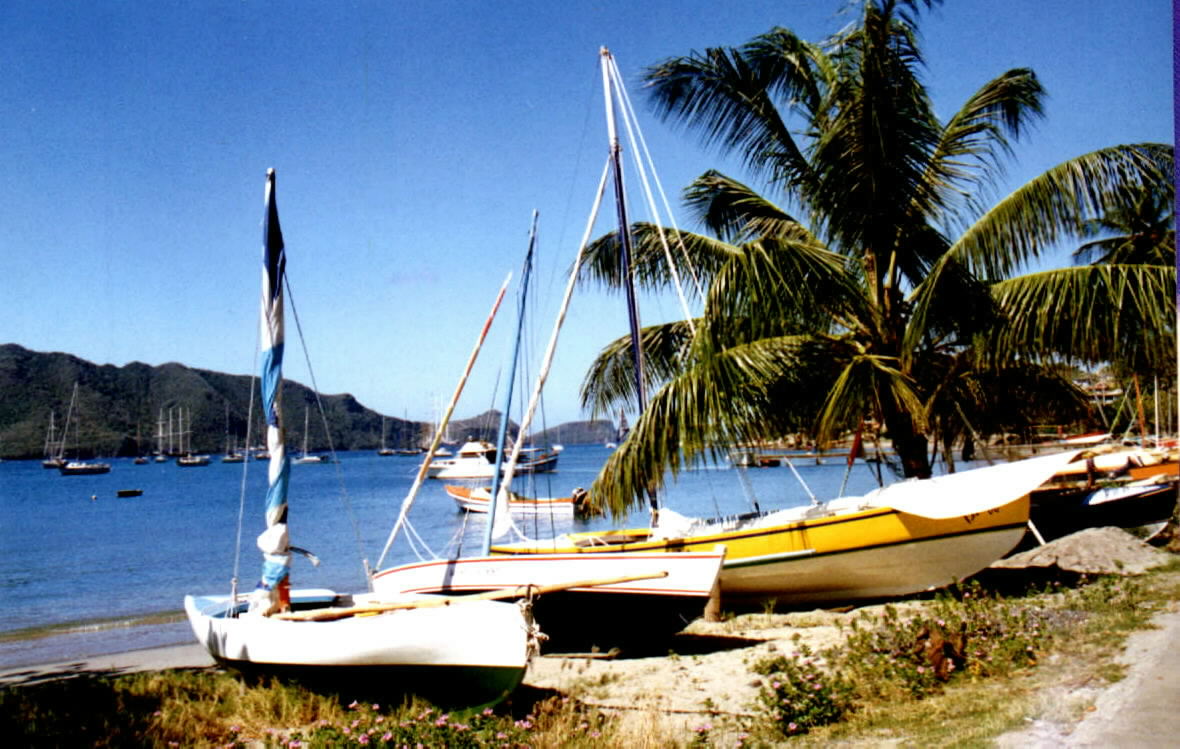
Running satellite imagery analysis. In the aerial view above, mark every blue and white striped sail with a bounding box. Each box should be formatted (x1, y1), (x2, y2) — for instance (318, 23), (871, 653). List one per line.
(251, 168), (293, 615)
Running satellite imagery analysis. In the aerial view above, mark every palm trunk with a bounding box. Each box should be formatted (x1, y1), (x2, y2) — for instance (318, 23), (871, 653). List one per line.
(879, 398), (931, 478)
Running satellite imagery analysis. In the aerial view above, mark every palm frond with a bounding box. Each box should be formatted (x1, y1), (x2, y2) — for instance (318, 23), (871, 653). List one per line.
(987, 264), (1176, 371)
(684, 170), (811, 244)
(586, 334), (821, 516)
(950, 143), (1173, 279)
(578, 320), (697, 416)
(578, 224), (738, 294)
(643, 39), (814, 187)
(926, 68), (1046, 222)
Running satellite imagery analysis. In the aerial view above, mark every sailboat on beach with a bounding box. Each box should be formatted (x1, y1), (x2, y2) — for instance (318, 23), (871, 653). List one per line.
(371, 212), (725, 651)
(489, 48), (1074, 607)
(184, 169), (534, 705)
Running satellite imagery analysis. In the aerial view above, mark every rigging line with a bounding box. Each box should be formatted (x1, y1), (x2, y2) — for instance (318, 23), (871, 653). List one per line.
(230, 338), (261, 604)
(496, 161), (613, 543)
(283, 274), (372, 583)
(376, 274), (513, 570)
(733, 462), (762, 514)
(606, 54), (703, 326)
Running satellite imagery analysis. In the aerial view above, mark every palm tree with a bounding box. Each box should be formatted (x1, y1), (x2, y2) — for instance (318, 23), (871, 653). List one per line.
(577, 0), (1173, 516)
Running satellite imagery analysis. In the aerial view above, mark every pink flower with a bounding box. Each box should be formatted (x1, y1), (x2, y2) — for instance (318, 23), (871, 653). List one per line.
(358, 735), (370, 746)
(381, 732), (392, 742)
(788, 722), (798, 732)
(371, 703), (380, 711)
(348, 700), (359, 709)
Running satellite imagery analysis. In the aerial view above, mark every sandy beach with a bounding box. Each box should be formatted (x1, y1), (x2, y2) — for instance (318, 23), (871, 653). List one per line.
(4, 531), (1178, 746)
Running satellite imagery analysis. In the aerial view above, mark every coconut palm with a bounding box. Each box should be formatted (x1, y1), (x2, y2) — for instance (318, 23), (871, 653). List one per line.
(577, 0), (1173, 516)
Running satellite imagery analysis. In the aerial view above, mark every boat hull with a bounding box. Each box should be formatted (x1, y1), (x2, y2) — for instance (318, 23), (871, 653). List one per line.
(372, 551), (724, 651)
(491, 497), (1030, 606)
(58, 461), (111, 475)
(184, 590), (531, 707)
(444, 484), (581, 515)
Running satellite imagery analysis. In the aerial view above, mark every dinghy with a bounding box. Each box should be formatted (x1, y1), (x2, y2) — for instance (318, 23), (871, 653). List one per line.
(184, 169), (533, 707)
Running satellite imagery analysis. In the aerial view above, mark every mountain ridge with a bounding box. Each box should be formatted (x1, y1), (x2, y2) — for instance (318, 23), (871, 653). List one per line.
(0, 344), (616, 459)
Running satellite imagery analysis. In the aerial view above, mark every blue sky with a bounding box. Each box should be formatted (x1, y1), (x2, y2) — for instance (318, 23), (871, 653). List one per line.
(1, 1), (1172, 427)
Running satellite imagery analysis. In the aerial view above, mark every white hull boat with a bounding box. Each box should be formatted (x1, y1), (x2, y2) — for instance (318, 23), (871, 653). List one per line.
(185, 589), (531, 705)
(372, 550), (724, 651)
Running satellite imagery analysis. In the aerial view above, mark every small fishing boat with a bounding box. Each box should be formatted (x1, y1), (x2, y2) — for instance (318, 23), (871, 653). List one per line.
(116, 488), (144, 498)
(445, 484), (589, 515)
(185, 169), (534, 706)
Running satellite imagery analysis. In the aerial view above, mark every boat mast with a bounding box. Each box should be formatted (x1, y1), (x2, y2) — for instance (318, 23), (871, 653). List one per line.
(602, 47), (656, 515)
(252, 168), (293, 615)
(482, 212), (538, 555)
(375, 274), (512, 572)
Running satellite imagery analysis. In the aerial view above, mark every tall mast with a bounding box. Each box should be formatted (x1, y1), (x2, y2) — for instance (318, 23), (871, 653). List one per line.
(482, 211), (538, 555)
(601, 47), (656, 514)
(601, 47), (647, 415)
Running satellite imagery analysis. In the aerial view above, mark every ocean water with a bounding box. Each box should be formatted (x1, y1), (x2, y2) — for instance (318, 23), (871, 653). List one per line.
(0, 444), (886, 668)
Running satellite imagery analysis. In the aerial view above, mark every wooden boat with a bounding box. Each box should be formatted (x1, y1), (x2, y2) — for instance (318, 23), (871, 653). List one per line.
(185, 169), (533, 706)
(492, 451), (1079, 605)
(444, 483), (589, 515)
(1024, 474), (1179, 546)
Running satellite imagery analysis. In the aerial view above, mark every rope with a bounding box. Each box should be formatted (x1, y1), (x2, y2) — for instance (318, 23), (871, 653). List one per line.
(283, 274), (372, 585)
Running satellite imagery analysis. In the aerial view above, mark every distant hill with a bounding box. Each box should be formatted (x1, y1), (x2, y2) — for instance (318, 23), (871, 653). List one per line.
(0, 344), (610, 459)
(533, 420), (618, 446)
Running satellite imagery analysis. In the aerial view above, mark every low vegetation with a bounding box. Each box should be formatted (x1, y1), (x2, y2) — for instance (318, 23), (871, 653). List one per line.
(2, 560), (1177, 747)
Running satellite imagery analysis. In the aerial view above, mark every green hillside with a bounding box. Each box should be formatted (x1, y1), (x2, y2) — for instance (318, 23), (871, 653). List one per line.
(0, 344), (537, 459)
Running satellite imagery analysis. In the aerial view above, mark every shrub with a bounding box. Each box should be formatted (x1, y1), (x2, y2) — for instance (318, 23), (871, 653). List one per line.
(751, 645), (854, 735)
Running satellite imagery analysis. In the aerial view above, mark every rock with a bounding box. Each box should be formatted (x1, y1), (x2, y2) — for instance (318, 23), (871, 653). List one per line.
(991, 527), (1172, 575)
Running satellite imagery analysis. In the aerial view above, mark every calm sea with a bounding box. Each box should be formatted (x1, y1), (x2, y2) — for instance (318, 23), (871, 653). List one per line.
(0, 444), (885, 668)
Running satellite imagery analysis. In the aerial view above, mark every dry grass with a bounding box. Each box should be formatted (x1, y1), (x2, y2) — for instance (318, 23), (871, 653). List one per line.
(2, 560), (1177, 747)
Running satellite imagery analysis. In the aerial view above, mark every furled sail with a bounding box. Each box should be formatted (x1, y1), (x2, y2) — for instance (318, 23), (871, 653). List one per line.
(251, 168), (293, 615)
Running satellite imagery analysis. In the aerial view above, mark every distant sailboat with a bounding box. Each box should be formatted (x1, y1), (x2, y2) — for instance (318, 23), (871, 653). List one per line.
(58, 383), (111, 476)
(293, 407), (328, 464)
(177, 407), (211, 467)
(41, 410), (65, 469)
(377, 416), (395, 456)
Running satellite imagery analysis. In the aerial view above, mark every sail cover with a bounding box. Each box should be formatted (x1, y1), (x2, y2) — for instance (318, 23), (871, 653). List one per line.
(252, 168), (292, 614)
(863, 449), (1082, 519)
